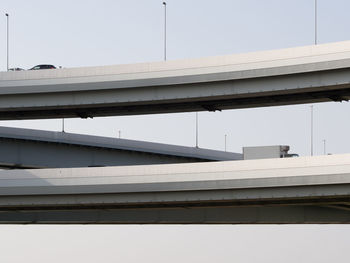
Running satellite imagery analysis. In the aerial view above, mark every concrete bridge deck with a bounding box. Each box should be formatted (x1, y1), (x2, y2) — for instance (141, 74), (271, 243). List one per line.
(0, 126), (242, 169)
(1, 154), (350, 224)
(1, 41), (350, 119)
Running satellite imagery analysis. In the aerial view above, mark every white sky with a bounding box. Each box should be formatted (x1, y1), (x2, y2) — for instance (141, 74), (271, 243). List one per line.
(1, 1), (350, 262)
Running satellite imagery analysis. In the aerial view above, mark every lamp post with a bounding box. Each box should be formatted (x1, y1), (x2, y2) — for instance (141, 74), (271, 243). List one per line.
(195, 112), (198, 148)
(224, 134), (227, 152)
(5, 13), (9, 71)
(163, 2), (167, 61)
(310, 105), (314, 156)
(312, 0), (317, 156)
(314, 0), (317, 45)
(323, 139), (326, 155)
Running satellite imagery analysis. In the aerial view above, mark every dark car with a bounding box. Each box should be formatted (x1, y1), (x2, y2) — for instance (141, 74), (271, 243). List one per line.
(30, 64), (56, 70)
(8, 68), (24, 71)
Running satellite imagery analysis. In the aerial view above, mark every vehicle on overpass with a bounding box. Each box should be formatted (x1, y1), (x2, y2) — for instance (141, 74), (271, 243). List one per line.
(8, 67), (24, 71)
(30, 64), (56, 70)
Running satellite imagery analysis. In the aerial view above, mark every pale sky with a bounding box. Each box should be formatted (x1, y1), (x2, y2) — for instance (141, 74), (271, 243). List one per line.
(1, 1), (350, 262)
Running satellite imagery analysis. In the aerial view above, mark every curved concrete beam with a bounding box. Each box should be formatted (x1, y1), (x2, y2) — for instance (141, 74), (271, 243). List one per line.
(1, 41), (350, 119)
(1, 155), (350, 223)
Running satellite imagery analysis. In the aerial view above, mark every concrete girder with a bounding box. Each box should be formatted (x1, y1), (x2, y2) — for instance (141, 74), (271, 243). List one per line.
(1, 154), (350, 223)
(1, 41), (350, 119)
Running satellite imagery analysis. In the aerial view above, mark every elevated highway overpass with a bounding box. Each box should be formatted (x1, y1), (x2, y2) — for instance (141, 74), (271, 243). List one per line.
(0, 126), (241, 169)
(1, 41), (350, 119)
(1, 154), (350, 224)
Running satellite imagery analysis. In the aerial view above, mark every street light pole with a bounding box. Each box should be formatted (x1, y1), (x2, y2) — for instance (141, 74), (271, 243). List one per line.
(312, 0), (317, 156)
(5, 13), (9, 71)
(224, 134), (227, 152)
(163, 2), (167, 61)
(311, 105), (314, 156)
(323, 139), (326, 155)
(315, 0), (317, 45)
(195, 112), (198, 148)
